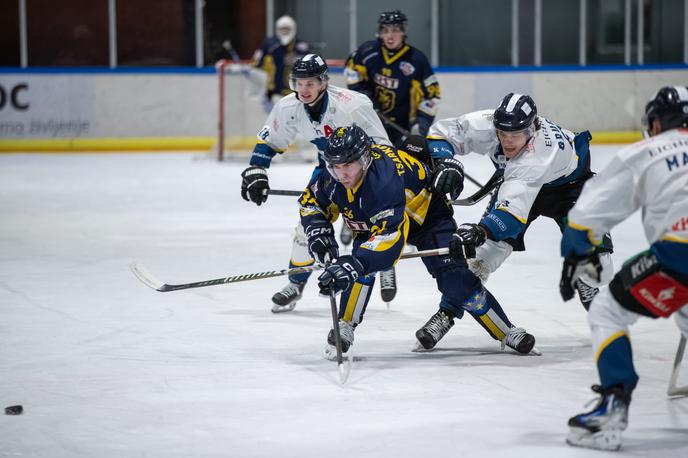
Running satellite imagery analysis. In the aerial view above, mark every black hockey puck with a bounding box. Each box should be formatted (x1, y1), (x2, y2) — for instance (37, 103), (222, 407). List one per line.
(5, 405), (23, 415)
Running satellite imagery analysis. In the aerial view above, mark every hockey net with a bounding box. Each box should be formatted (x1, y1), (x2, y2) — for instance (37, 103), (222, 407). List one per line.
(214, 59), (268, 161)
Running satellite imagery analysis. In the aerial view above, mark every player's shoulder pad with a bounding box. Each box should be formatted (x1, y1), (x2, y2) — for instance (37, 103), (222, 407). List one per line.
(275, 93), (301, 110)
(327, 86), (369, 111)
(356, 40), (381, 59)
(367, 144), (405, 187)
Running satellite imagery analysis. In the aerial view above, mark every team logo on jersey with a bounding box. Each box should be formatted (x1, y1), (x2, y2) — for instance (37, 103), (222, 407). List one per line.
(345, 219), (369, 232)
(374, 73), (399, 89)
(375, 87), (396, 114)
(399, 61), (415, 76)
(259, 127), (270, 140)
(370, 208), (394, 224)
(324, 125), (334, 137)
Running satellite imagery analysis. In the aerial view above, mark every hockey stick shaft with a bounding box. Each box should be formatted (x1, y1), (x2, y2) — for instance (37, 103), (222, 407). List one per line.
(131, 248), (449, 293)
(269, 172), (502, 206)
(667, 333), (687, 396)
(268, 189), (302, 196)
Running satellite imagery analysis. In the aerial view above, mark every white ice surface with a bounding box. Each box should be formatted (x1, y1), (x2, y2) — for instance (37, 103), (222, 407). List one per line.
(0, 148), (686, 458)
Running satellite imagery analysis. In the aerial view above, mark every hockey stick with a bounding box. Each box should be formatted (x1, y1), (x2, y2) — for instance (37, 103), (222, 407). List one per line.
(130, 248), (450, 293)
(327, 283), (352, 384)
(667, 333), (688, 397)
(267, 172), (502, 207)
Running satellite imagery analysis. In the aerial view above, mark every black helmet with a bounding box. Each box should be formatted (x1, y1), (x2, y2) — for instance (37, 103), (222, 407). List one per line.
(290, 54), (329, 82)
(378, 10), (407, 29)
(493, 93), (537, 132)
(324, 125), (373, 165)
(643, 86), (688, 135)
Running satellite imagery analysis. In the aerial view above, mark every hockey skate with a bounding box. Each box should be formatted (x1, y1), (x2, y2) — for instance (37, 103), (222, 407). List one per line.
(414, 310), (455, 351)
(501, 326), (536, 355)
(576, 279), (599, 311)
(567, 385), (631, 451)
(379, 267), (397, 304)
(271, 281), (305, 313)
(324, 320), (355, 361)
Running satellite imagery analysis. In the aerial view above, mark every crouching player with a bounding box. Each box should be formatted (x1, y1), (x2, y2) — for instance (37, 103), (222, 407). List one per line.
(298, 124), (536, 358)
(560, 86), (688, 451)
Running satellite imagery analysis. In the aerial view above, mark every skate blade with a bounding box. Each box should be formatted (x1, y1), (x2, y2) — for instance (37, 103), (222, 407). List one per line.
(529, 346), (542, 356)
(412, 340), (434, 353)
(566, 428), (622, 451)
(270, 302), (297, 313)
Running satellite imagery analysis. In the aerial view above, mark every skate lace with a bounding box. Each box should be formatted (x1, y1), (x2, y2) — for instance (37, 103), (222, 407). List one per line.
(279, 282), (302, 298)
(379, 268), (396, 290)
(501, 326), (527, 350)
(425, 312), (452, 338)
(576, 280), (599, 303)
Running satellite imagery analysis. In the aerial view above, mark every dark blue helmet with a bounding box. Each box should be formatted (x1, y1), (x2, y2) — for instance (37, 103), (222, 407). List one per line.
(493, 93), (537, 132)
(290, 54), (329, 81)
(643, 86), (688, 135)
(378, 10), (407, 29)
(324, 125), (372, 165)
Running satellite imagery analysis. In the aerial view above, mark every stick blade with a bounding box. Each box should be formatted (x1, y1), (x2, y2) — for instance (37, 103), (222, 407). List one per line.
(130, 262), (166, 292)
(338, 347), (353, 385)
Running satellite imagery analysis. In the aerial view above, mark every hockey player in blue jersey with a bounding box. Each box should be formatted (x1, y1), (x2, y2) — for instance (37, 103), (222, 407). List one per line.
(299, 124), (536, 358)
(560, 87), (688, 451)
(252, 15), (309, 112)
(345, 10), (440, 147)
(240, 54), (392, 314)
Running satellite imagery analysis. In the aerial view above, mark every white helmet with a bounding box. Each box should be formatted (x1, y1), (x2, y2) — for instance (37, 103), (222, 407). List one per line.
(275, 15), (296, 46)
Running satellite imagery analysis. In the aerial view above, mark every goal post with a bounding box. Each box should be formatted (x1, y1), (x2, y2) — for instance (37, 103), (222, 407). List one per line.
(215, 59), (267, 161)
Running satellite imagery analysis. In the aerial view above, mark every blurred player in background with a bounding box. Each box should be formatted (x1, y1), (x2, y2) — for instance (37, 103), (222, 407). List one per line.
(252, 15), (310, 112)
(560, 86), (688, 451)
(239, 54), (391, 313)
(345, 10), (440, 147)
(301, 125), (535, 358)
(425, 94), (613, 322)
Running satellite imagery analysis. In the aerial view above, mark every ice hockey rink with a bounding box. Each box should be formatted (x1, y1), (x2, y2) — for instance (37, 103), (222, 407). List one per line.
(1, 145), (686, 457)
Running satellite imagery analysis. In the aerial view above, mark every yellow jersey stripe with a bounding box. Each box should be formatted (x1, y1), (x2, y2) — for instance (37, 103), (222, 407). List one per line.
(595, 331), (629, 363)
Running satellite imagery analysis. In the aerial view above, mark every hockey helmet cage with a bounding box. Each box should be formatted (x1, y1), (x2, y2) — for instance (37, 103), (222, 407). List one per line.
(643, 86), (688, 135)
(493, 93), (538, 132)
(324, 124), (373, 165)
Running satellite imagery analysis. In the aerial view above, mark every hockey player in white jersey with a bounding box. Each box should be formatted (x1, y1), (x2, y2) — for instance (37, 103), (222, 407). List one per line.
(560, 86), (688, 451)
(239, 54), (392, 313)
(413, 93), (614, 350)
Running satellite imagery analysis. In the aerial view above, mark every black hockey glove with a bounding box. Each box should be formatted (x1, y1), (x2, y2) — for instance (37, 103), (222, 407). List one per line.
(559, 252), (602, 302)
(306, 222), (339, 265)
(240, 166), (269, 206)
(317, 255), (365, 296)
(431, 157), (465, 200)
(449, 223), (487, 260)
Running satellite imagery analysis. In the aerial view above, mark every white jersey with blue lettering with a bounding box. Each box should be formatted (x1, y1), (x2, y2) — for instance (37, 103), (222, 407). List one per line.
(568, 128), (688, 245)
(429, 111), (579, 223)
(256, 84), (391, 157)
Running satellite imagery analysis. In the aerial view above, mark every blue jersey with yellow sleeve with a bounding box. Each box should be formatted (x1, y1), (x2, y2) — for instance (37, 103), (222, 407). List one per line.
(299, 143), (453, 275)
(345, 40), (440, 136)
(252, 36), (309, 98)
